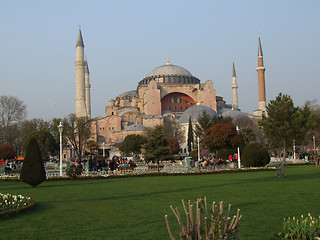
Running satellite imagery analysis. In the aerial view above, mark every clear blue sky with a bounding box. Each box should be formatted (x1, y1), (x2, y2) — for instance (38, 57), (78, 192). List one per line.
(1, 0), (319, 120)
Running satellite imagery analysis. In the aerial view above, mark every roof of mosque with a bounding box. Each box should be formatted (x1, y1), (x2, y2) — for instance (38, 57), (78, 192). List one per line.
(179, 105), (218, 124)
(138, 61), (200, 86)
(146, 64), (193, 78)
(221, 109), (250, 119)
(124, 124), (147, 131)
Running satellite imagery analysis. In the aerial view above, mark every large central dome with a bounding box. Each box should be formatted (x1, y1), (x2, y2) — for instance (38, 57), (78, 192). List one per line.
(138, 61), (200, 86)
(147, 64), (193, 77)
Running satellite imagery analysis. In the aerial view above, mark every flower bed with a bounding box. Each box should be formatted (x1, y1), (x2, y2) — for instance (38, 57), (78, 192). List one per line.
(0, 166), (276, 182)
(278, 213), (320, 239)
(0, 193), (36, 216)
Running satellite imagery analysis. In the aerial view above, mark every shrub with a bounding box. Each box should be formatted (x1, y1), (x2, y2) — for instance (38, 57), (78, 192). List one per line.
(0, 144), (15, 160)
(241, 143), (270, 167)
(20, 137), (46, 187)
(66, 166), (83, 180)
(165, 197), (242, 239)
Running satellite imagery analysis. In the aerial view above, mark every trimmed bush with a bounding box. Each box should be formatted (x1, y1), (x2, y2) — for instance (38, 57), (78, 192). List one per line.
(242, 143), (270, 167)
(20, 137), (46, 187)
(66, 166), (83, 180)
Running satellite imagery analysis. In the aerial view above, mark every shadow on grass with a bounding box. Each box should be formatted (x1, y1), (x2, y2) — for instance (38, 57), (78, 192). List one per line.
(0, 201), (55, 221)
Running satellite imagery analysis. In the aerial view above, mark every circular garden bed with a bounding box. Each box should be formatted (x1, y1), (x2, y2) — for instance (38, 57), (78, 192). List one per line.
(0, 193), (36, 216)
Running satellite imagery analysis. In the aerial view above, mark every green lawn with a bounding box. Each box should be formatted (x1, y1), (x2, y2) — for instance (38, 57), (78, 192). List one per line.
(1, 165), (320, 240)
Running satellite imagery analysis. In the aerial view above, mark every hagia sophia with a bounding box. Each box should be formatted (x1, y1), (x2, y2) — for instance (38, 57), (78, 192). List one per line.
(73, 28), (267, 157)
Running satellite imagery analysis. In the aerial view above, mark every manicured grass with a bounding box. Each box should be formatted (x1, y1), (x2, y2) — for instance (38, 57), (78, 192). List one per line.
(1, 165), (319, 240)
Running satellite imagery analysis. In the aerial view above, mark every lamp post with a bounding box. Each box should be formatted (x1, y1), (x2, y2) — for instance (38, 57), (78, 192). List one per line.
(103, 142), (105, 157)
(293, 140), (296, 159)
(58, 121), (63, 176)
(236, 126), (241, 168)
(313, 136), (316, 154)
(197, 137), (200, 162)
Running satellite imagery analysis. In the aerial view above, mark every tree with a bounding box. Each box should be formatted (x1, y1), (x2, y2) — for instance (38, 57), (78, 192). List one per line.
(163, 119), (184, 143)
(202, 123), (241, 154)
(87, 140), (99, 156)
(119, 134), (147, 156)
(259, 93), (312, 176)
(195, 111), (232, 140)
(20, 137), (46, 187)
(167, 137), (180, 155)
(0, 144), (15, 160)
(195, 110), (215, 140)
(143, 125), (172, 171)
(187, 116), (194, 152)
(0, 96), (26, 128)
(0, 96), (27, 146)
(23, 130), (58, 160)
(63, 114), (91, 162)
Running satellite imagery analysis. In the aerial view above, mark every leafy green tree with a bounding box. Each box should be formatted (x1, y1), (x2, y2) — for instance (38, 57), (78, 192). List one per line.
(23, 130), (58, 158)
(240, 128), (256, 145)
(143, 125), (172, 171)
(20, 137), (46, 187)
(63, 114), (91, 162)
(195, 110), (214, 140)
(259, 93), (313, 176)
(187, 116), (194, 152)
(119, 134), (147, 156)
(202, 123), (241, 154)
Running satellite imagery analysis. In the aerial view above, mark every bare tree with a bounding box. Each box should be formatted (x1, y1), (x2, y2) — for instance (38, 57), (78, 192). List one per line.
(63, 114), (91, 161)
(0, 96), (27, 127)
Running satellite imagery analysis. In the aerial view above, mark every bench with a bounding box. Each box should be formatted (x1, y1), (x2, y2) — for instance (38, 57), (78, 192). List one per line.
(117, 166), (135, 172)
(147, 165), (164, 171)
(5, 169), (21, 174)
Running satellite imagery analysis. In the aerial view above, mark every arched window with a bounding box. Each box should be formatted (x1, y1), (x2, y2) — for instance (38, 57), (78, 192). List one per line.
(135, 116), (139, 123)
(129, 114), (133, 123)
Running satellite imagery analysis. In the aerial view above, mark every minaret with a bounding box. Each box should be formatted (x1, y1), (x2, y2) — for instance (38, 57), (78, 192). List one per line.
(256, 33), (266, 112)
(85, 57), (91, 119)
(75, 26), (87, 118)
(232, 59), (238, 109)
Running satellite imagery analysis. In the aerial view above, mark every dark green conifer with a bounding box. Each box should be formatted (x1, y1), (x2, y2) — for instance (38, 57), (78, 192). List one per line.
(20, 137), (46, 187)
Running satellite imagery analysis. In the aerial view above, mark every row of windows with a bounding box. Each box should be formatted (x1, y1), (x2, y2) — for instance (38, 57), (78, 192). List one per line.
(163, 106), (188, 111)
(122, 115), (140, 123)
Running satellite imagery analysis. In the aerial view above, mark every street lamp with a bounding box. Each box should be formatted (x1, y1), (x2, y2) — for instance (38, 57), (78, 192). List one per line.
(58, 121), (63, 176)
(236, 126), (241, 168)
(293, 140), (296, 159)
(197, 137), (200, 162)
(103, 142), (105, 157)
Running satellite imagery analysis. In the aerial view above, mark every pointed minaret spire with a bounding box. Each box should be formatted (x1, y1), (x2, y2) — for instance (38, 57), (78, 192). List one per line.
(258, 32), (263, 57)
(232, 59), (236, 77)
(76, 26), (85, 47)
(232, 59), (238, 109)
(256, 33), (266, 112)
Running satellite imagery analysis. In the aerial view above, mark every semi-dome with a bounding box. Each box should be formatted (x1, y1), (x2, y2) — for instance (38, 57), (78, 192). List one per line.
(179, 105), (218, 124)
(124, 124), (147, 131)
(221, 109), (250, 120)
(138, 62), (200, 86)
